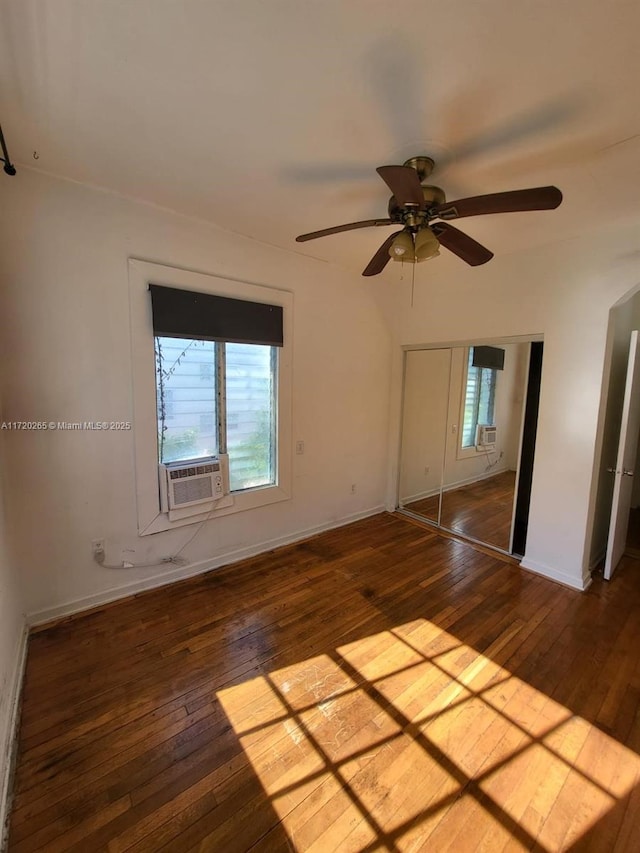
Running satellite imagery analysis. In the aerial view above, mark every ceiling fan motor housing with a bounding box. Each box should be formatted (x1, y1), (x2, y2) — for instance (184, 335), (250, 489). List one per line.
(403, 156), (435, 182)
(388, 185), (447, 219)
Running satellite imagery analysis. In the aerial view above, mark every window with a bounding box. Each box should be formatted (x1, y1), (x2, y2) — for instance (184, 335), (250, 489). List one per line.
(129, 259), (292, 536)
(199, 361), (214, 382)
(151, 284), (281, 495)
(156, 339), (217, 462)
(461, 347), (497, 448)
(225, 343), (276, 491)
(158, 387), (175, 421)
(155, 336), (276, 491)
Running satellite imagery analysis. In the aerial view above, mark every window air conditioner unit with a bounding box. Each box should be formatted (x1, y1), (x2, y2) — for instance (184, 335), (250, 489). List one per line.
(159, 455), (229, 513)
(476, 425), (497, 449)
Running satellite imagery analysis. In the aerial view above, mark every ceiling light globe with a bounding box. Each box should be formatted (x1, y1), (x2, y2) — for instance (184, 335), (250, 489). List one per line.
(415, 228), (441, 262)
(389, 231), (416, 262)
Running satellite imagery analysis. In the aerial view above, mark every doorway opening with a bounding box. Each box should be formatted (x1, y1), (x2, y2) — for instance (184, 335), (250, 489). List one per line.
(589, 285), (640, 581)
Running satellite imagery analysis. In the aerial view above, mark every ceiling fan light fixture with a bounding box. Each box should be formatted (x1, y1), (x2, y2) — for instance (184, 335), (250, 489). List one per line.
(389, 231), (415, 262)
(415, 227), (441, 262)
(296, 156), (562, 276)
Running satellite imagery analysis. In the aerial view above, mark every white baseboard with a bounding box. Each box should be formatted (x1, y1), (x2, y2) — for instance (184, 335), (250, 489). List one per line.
(519, 557), (592, 592)
(400, 486), (441, 504)
(27, 505), (386, 627)
(401, 468), (513, 506)
(442, 466), (512, 494)
(1, 621), (29, 852)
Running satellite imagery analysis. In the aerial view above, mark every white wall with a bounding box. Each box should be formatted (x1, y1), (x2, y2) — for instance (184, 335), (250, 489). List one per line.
(0, 402), (26, 841)
(388, 220), (640, 590)
(0, 169), (392, 620)
(1, 167), (639, 615)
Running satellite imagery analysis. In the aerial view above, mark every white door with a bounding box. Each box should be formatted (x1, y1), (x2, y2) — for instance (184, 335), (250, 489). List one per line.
(604, 330), (640, 580)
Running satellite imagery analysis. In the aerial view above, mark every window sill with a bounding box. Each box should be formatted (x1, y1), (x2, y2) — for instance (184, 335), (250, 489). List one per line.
(456, 444), (486, 462)
(139, 482), (291, 536)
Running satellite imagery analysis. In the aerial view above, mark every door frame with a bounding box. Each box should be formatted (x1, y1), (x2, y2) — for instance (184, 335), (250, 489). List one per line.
(396, 334), (544, 557)
(604, 330), (640, 579)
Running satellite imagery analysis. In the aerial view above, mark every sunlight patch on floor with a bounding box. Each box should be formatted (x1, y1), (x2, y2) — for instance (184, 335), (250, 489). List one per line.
(217, 619), (640, 851)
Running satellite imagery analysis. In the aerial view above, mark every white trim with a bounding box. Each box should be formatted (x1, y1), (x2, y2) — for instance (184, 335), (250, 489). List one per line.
(520, 557), (592, 592)
(399, 485), (441, 504)
(26, 506), (386, 628)
(128, 259), (294, 536)
(442, 467), (512, 495)
(402, 334), (544, 353)
(456, 444), (485, 460)
(1, 622), (28, 852)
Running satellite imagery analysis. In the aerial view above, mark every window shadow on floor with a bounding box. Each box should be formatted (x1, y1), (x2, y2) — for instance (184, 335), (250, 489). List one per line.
(9, 513), (640, 850)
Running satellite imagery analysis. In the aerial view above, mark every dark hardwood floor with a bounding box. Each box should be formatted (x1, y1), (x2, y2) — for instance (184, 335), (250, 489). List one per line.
(405, 470), (516, 551)
(7, 512), (640, 851)
(625, 507), (640, 558)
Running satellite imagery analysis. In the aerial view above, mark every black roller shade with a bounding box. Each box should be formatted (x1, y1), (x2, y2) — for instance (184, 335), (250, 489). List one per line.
(149, 284), (283, 347)
(472, 346), (505, 371)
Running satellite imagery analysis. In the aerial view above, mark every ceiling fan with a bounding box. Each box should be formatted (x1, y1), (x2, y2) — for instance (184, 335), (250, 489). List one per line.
(295, 156), (562, 276)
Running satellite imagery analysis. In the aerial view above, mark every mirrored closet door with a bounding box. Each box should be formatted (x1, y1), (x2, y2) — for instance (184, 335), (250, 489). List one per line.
(398, 348), (451, 526)
(398, 341), (533, 554)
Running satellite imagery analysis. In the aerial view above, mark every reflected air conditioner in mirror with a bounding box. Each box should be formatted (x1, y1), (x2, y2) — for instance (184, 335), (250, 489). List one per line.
(159, 454), (230, 515)
(476, 425), (497, 449)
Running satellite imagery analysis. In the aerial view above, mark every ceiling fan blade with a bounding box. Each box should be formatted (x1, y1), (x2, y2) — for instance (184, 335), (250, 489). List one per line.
(296, 218), (393, 242)
(362, 230), (405, 277)
(434, 186), (562, 220)
(432, 223), (494, 266)
(376, 165), (424, 207)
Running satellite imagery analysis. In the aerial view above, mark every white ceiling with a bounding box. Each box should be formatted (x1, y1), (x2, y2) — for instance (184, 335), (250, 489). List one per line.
(1, 0), (640, 279)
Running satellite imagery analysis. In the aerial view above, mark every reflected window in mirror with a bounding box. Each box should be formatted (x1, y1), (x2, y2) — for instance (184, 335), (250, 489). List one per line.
(461, 347), (497, 449)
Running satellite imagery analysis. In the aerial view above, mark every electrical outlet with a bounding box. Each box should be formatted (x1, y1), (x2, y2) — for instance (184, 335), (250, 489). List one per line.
(351, 483), (356, 494)
(295, 440), (305, 455)
(424, 466), (430, 475)
(91, 538), (105, 556)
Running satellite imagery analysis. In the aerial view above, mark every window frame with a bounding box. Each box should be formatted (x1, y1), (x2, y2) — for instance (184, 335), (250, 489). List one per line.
(457, 346), (498, 458)
(129, 259), (293, 536)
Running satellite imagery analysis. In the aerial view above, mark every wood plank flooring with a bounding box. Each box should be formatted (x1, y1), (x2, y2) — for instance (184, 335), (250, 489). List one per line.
(625, 507), (640, 558)
(405, 470), (516, 551)
(7, 512), (640, 852)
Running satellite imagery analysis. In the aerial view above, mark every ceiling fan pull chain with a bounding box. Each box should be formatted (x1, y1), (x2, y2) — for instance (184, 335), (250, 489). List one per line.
(411, 259), (416, 307)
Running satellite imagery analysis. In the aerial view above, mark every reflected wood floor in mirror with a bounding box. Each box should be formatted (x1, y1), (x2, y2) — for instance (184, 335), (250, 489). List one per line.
(405, 470), (516, 551)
